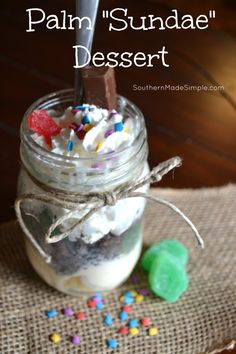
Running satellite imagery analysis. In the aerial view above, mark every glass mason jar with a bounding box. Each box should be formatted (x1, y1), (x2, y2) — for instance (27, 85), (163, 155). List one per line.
(17, 89), (149, 297)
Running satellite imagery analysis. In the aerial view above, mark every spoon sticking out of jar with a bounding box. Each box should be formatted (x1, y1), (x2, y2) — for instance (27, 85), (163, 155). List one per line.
(74, 0), (100, 105)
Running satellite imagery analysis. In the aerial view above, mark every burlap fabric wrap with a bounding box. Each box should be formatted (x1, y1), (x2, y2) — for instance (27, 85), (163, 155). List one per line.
(0, 186), (235, 354)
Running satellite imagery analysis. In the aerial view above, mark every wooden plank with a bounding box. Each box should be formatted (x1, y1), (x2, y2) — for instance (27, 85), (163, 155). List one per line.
(153, 0), (236, 37)
(0, 16), (73, 85)
(93, 0), (236, 102)
(91, 2), (236, 161)
(1, 62), (66, 130)
(147, 129), (236, 188)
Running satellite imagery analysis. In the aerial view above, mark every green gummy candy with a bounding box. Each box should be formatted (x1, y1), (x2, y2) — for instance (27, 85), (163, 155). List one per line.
(148, 250), (189, 303)
(141, 239), (188, 272)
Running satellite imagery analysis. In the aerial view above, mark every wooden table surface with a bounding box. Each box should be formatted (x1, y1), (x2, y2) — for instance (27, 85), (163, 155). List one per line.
(1, 1), (236, 352)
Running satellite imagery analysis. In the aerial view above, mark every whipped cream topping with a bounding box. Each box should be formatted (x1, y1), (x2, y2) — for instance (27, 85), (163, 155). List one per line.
(30, 105), (139, 158)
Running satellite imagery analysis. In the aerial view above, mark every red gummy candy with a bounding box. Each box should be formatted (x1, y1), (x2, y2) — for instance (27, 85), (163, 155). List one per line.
(28, 109), (61, 145)
(122, 305), (132, 313)
(141, 318), (150, 327)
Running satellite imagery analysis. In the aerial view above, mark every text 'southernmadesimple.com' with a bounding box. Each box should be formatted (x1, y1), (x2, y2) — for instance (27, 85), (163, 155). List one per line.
(26, 7), (216, 69)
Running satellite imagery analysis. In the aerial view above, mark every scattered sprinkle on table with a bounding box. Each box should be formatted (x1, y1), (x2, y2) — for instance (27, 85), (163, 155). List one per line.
(141, 318), (150, 327)
(88, 293), (105, 310)
(138, 288), (151, 296)
(92, 294), (103, 303)
(44, 274), (160, 348)
(118, 327), (129, 335)
(129, 327), (139, 336)
(135, 294), (144, 303)
(96, 301), (104, 310)
(87, 299), (96, 308)
(62, 307), (73, 316)
(104, 314), (113, 326)
(75, 312), (86, 320)
(130, 290), (138, 297)
(123, 291), (133, 297)
(71, 335), (80, 345)
(50, 333), (61, 343)
(46, 309), (57, 318)
(119, 311), (128, 320)
(129, 319), (139, 328)
(106, 339), (118, 349)
(123, 296), (134, 305)
(122, 305), (132, 313)
(148, 327), (158, 336)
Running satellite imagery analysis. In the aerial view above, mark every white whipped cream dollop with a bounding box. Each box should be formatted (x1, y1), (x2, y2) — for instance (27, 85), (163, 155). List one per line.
(49, 106), (138, 157)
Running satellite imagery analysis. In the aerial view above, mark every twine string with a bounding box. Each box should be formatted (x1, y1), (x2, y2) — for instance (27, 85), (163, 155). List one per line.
(15, 156), (204, 263)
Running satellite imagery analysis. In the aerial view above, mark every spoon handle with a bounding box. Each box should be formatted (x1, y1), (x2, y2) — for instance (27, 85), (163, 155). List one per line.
(74, 0), (100, 104)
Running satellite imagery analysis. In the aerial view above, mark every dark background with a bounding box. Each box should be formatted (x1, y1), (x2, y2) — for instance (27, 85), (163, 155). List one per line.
(1, 0), (236, 222)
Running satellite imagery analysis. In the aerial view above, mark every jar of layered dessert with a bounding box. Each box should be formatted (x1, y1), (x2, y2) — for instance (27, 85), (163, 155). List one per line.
(16, 88), (149, 296)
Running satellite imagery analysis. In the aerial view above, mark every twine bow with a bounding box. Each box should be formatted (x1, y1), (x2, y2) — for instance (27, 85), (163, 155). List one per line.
(15, 156), (204, 263)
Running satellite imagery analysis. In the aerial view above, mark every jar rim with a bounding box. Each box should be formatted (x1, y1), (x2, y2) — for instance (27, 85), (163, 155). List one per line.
(21, 88), (146, 164)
